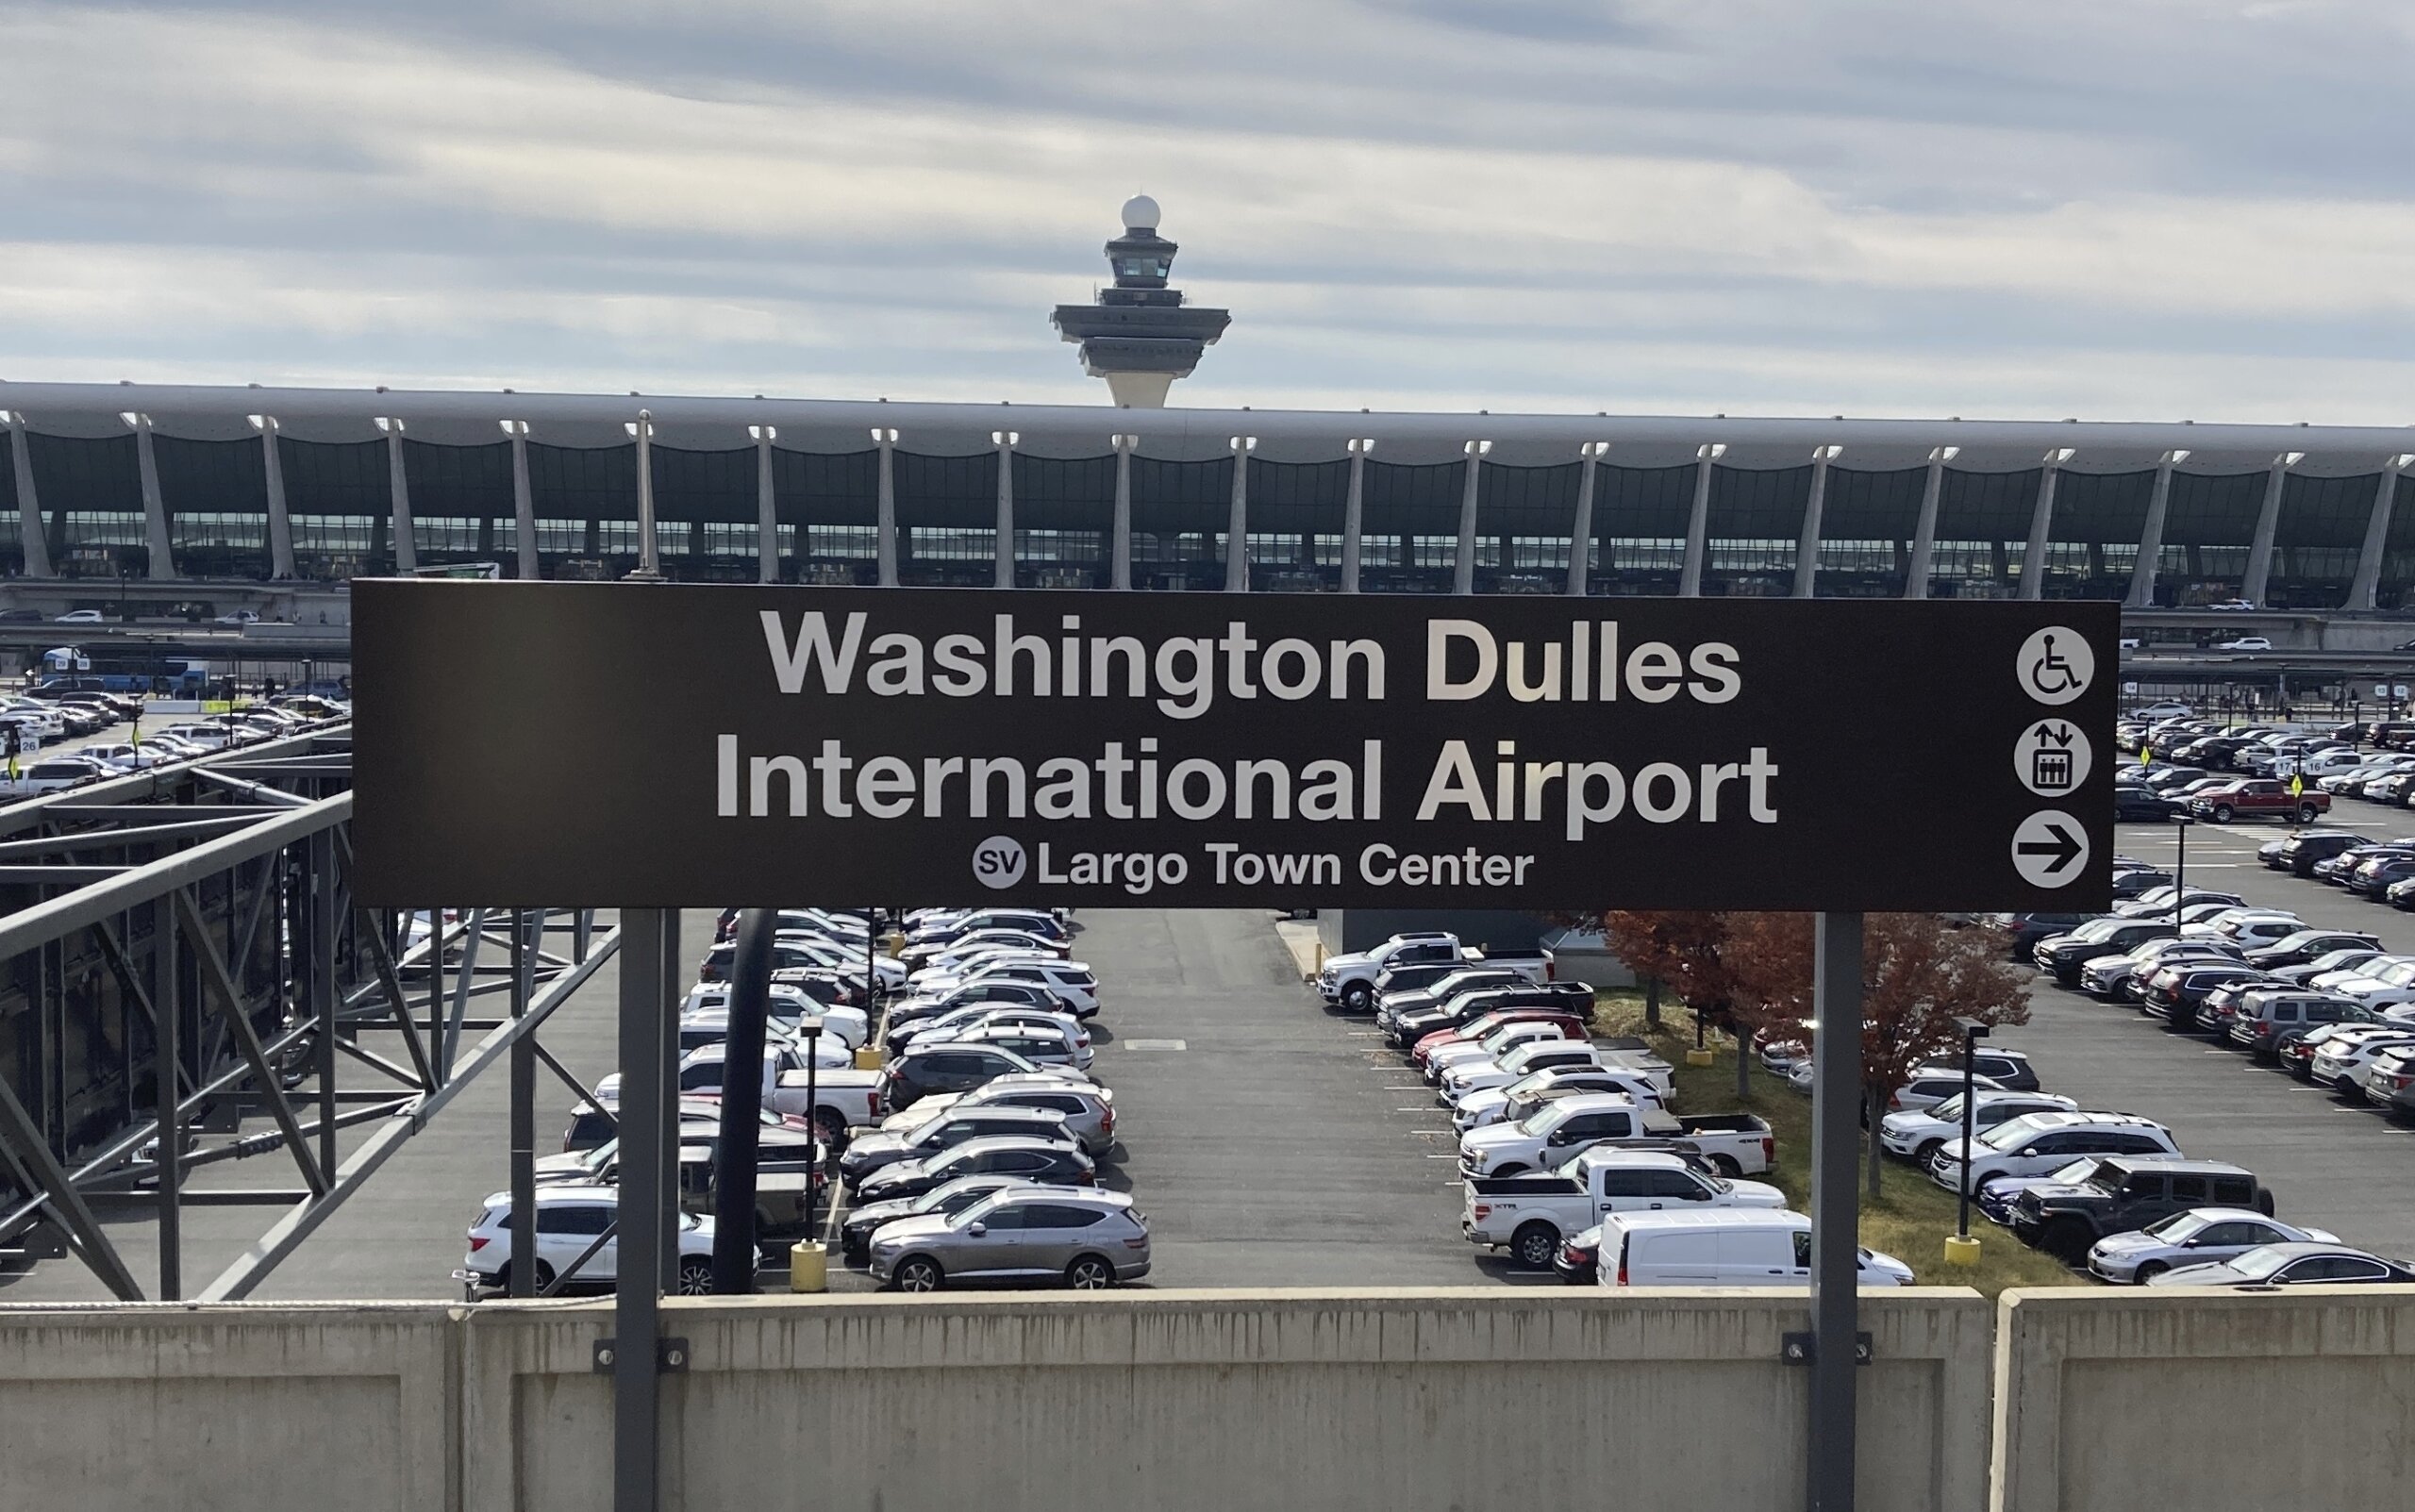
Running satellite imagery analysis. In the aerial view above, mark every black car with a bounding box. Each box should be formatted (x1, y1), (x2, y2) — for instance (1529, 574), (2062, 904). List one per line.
(850, 1134), (1094, 1203)
(1554, 1224), (1601, 1285)
(877, 1043), (1049, 1111)
(884, 980), (1078, 1040)
(2011, 1157), (2273, 1263)
(2114, 789), (2180, 822)
(2036, 921), (2176, 983)
(1999, 913), (2102, 959)
(2275, 830), (2362, 877)
(2350, 856), (2415, 899)
(2244, 929), (2382, 970)
(2109, 867), (2173, 900)
(2140, 965), (2273, 1030)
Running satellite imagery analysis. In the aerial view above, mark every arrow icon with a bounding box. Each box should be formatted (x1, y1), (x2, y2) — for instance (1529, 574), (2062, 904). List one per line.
(2015, 819), (2084, 876)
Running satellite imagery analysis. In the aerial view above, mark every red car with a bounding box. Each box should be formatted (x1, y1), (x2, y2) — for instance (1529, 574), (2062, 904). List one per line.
(2188, 779), (2326, 823)
(1411, 1008), (1589, 1069)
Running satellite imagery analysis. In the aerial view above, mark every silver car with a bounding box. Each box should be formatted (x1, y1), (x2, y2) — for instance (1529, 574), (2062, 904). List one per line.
(894, 1075), (1119, 1155)
(870, 1187), (1150, 1291)
(2087, 1208), (2338, 1284)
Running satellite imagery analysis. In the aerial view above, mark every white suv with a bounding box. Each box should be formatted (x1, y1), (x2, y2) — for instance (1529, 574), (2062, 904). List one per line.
(2328, 958), (2415, 1010)
(455, 1184), (715, 1296)
(1928, 1111), (2179, 1193)
(2307, 1025), (2415, 1099)
(1878, 1091), (2077, 1164)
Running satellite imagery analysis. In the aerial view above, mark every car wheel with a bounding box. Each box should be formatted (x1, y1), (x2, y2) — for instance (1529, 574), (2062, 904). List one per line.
(2042, 1220), (2095, 1265)
(1710, 1155), (1742, 1178)
(1914, 1138), (1945, 1165)
(891, 1256), (943, 1292)
(495, 1260), (558, 1295)
(1511, 1221), (1559, 1271)
(2133, 1260), (2168, 1284)
(1065, 1255), (1116, 1290)
(2299, 803), (2320, 822)
(2212, 804), (2234, 822)
(813, 1107), (848, 1148)
(1341, 981), (1373, 1012)
(675, 1259), (713, 1296)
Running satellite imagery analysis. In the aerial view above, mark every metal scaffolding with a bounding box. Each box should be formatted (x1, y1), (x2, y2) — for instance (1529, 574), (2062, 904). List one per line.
(0, 723), (606, 1302)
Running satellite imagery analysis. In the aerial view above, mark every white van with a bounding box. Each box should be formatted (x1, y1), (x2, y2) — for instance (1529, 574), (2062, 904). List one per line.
(1594, 1210), (1914, 1288)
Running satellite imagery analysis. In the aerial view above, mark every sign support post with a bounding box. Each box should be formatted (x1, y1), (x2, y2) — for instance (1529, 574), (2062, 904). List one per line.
(612, 908), (668, 1512)
(1807, 910), (1863, 1512)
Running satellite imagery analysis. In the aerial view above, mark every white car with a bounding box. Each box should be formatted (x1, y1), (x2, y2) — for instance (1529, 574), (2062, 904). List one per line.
(4, 755), (115, 795)
(679, 1001), (871, 1054)
(771, 928), (907, 990)
(1424, 1022), (1574, 1082)
(1594, 1210), (1914, 1288)
(1877, 1091), (2076, 1164)
(1453, 1066), (1666, 1131)
(213, 610), (259, 625)
(155, 723), (236, 751)
(80, 742), (175, 772)
(2327, 959), (2415, 1010)
(906, 956), (1100, 1016)
(53, 608), (104, 623)
(905, 1006), (1091, 1069)
(2207, 599), (2257, 611)
(1883, 1068), (2007, 1116)
(2306, 1025), (2415, 1098)
(2131, 701), (2193, 720)
(455, 1183), (715, 1295)
(1928, 1111), (2180, 1193)
(1439, 1040), (1617, 1105)
(2086, 1208), (2338, 1284)
(2217, 636), (2273, 652)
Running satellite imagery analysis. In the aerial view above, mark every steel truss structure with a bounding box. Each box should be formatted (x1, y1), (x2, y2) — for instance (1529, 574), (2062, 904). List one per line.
(0, 723), (610, 1303)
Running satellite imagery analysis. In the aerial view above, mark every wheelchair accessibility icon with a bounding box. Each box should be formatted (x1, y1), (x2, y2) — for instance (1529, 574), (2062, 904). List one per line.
(2017, 627), (2093, 706)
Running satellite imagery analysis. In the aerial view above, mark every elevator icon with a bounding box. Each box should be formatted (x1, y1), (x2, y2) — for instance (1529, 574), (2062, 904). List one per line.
(2016, 720), (2091, 797)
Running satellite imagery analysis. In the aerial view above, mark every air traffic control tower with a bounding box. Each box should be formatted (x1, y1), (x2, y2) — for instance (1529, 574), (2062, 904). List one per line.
(1051, 195), (1230, 407)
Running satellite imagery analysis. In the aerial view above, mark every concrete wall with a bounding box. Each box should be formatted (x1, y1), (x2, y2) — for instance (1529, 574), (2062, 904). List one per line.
(0, 1302), (458, 1512)
(462, 1288), (1992, 1512)
(1990, 1286), (2415, 1512)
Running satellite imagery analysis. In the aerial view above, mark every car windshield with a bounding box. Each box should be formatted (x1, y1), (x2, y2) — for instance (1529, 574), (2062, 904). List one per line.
(2224, 1247), (2297, 1279)
(949, 1192), (1015, 1229)
(1521, 1101), (1579, 1137)
(1926, 1094), (1968, 1121)
(1979, 1116), (2055, 1151)
(2143, 1211), (2209, 1240)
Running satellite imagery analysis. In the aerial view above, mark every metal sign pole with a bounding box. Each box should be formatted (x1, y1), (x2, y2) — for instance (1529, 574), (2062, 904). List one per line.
(1807, 910), (1864, 1512)
(612, 908), (667, 1512)
(711, 909), (774, 1291)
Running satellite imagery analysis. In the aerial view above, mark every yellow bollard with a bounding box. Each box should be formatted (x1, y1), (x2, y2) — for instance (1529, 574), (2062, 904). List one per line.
(1943, 1235), (1982, 1269)
(1685, 1047), (1716, 1068)
(853, 1045), (883, 1071)
(790, 1240), (828, 1293)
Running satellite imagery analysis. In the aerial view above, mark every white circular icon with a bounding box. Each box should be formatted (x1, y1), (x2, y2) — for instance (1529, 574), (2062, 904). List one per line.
(2014, 719), (2092, 797)
(2010, 810), (2089, 889)
(971, 835), (1027, 889)
(2017, 627), (2094, 706)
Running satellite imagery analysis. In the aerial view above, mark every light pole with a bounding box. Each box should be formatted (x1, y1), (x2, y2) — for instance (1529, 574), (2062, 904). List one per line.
(800, 1019), (824, 1246)
(625, 410), (661, 581)
(2173, 814), (2194, 926)
(1949, 1018), (1990, 1261)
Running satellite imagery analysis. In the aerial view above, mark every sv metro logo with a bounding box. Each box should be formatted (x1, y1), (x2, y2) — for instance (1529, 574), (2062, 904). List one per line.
(973, 836), (1027, 889)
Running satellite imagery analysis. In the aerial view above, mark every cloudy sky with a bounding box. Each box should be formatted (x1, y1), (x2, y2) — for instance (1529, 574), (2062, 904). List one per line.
(1, 1), (2409, 422)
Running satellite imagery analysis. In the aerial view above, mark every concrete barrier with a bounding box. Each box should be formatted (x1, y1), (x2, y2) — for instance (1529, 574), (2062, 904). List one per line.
(461, 1287), (1993, 1512)
(1990, 1285), (2415, 1512)
(0, 1302), (459, 1512)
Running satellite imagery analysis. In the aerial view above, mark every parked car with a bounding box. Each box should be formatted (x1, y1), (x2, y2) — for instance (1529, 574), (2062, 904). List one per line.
(893, 1076), (1119, 1155)
(1452, 1064), (1668, 1132)
(1928, 1111), (2181, 1193)
(1593, 1210), (1914, 1288)
(2145, 1241), (2415, 1288)
(2007, 1157), (2273, 1262)
(2307, 1025), (2415, 1098)
(2034, 919), (2177, 982)
(2087, 1209), (2339, 1284)
(876, 1042), (1080, 1113)
(2189, 779), (2327, 823)
(456, 1184), (715, 1296)
(837, 1105), (1075, 1190)
(1876, 1091), (2077, 1165)
(2244, 929), (2381, 969)
(1456, 1094), (1682, 1179)
(850, 1125), (1094, 1205)
(869, 1186), (1148, 1291)
(1463, 1149), (1789, 1269)
(837, 1173), (1039, 1266)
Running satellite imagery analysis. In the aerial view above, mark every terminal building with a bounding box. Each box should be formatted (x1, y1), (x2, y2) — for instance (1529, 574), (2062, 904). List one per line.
(1, 198), (2410, 613)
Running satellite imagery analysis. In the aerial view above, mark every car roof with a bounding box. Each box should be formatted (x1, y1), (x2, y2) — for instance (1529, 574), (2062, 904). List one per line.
(941, 1135), (1077, 1157)
(2179, 1207), (2282, 1224)
(2101, 1156), (2250, 1177)
(1603, 1209), (1808, 1234)
(985, 1186), (1132, 1209)
(1552, 1091), (1644, 1114)
(1575, 1147), (1687, 1170)
(486, 1183), (618, 1205)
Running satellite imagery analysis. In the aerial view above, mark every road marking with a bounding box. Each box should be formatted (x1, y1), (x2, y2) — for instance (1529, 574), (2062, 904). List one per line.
(1425, 1153), (1459, 1160)
(1384, 1084), (1428, 1090)
(1123, 1038), (1187, 1051)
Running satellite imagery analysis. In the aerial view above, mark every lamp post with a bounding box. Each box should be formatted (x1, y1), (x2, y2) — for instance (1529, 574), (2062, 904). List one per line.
(1950, 1019), (1990, 1261)
(2173, 814), (2194, 927)
(800, 1019), (824, 1244)
(625, 409), (661, 581)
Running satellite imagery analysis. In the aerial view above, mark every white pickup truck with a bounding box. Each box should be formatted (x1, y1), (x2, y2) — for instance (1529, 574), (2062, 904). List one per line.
(594, 1042), (886, 1140)
(1463, 1147), (1789, 1269)
(1457, 1094), (1775, 1178)
(1317, 932), (1547, 1013)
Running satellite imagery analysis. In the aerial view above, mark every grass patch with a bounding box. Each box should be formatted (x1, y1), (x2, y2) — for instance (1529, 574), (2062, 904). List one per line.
(1597, 993), (2086, 1297)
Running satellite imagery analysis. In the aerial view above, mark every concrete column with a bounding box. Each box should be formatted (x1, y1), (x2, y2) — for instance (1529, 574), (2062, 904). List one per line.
(748, 426), (777, 584)
(127, 413), (177, 579)
(2345, 456), (2411, 611)
(1110, 435), (1135, 590)
(1341, 440), (1369, 593)
(1905, 448), (1952, 599)
(252, 417), (295, 578)
(1568, 443), (1605, 596)
(1225, 435), (1254, 592)
(1792, 445), (1838, 598)
(2241, 452), (2300, 606)
(503, 422), (538, 581)
(375, 418), (417, 573)
(991, 430), (1017, 589)
(2018, 449), (2071, 602)
(1678, 443), (1722, 596)
(1453, 441), (1487, 595)
(3, 411), (54, 577)
(873, 428), (899, 586)
(2124, 451), (2182, 608)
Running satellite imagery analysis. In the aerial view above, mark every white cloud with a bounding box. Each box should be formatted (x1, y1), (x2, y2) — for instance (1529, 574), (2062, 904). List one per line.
(0, 1), (2408, 424)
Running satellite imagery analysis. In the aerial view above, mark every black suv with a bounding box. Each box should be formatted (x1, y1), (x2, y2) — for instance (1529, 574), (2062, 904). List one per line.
(2011, 1157), (2273, 1262)
(884, 979), (1074, 1036)
(2035, 921), (2176, 984)
(2245, 929), (2382, 969)
(878, 1043), (1047, 1111)
(836, 1105), (1073, 1188)
(1998, 913), (2103, 958)
(1388, 981), (1597, 1046)
(2275, 831), (2363, 877)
